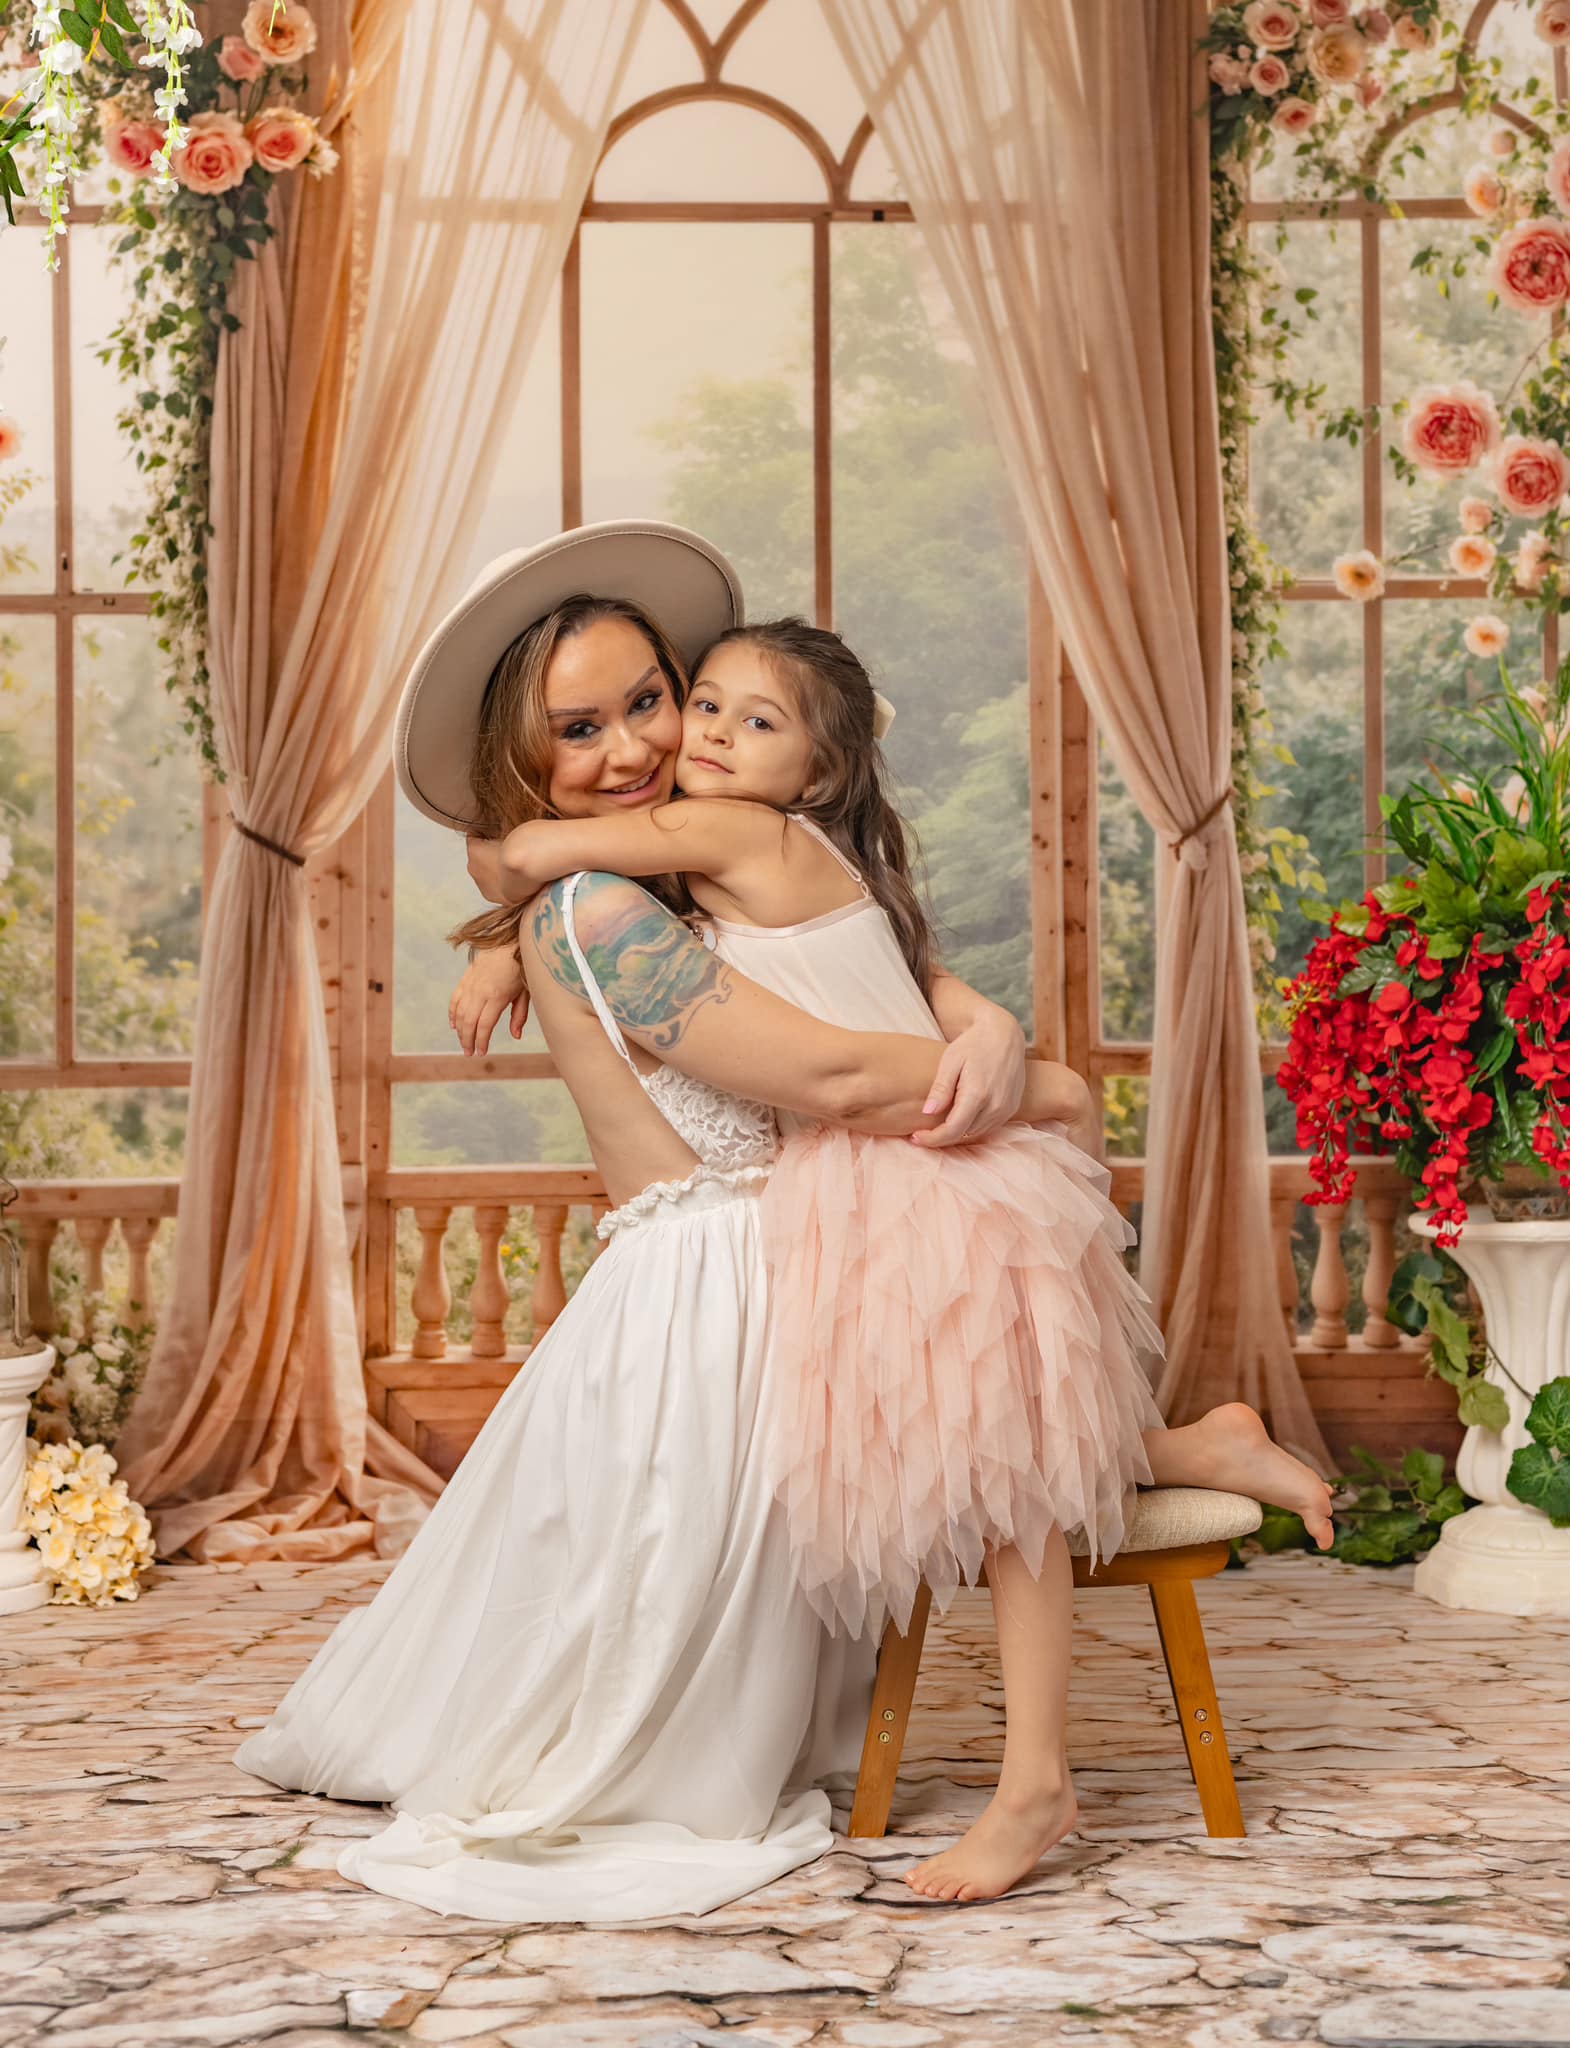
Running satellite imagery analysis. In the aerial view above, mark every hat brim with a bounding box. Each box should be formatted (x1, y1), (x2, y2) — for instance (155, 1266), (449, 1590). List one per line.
(394, 519), (744, 832)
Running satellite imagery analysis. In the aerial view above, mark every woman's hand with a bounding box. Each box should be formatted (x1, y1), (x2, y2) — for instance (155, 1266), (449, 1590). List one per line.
(466, 835), (510, 905)
(449, 944), (530, 1057)
(909, 1001), (1026, 1148)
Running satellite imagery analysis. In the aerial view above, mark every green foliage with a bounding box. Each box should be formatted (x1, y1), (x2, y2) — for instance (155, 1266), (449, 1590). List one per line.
(1327, 1445), (1468, 1568)
(1507, 1377), (1570, 1526)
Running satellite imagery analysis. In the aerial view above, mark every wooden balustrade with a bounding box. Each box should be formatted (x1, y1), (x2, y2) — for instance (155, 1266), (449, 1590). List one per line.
(8, 1179), (181, 1340)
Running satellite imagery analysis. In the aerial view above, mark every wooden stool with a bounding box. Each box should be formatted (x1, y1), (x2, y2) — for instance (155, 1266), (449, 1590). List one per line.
(847, 1487), (1264, 1842)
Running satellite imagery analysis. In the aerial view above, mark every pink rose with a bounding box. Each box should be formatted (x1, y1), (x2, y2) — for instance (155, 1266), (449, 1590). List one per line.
(245, 105), (317, 173)
(1308, 22), (1367, 80)
(172, 110), (254, 195)
(104, 117), (165, 177)
(1459, 496), (1493, 533)
(1360, 6), (1393, 39)
(1493, 434), (1570, 517)
(1463, 614), (1509, 659)
(1356, 71), (1385, 108)
(1273, 94), (1320, 135)
(1251, 53), (1292, 92)
(1489, 219), (1570, 314)
(1311, 0), (1352, 20)
(1463, 164), (1505, 216)
(1393, 12), (1436, 49)
(1549, 138), (1570, 217)
(1515, 531), (1553, 592)
(217, 35), (266, 82)
(1488, 126), (1519, 157)
(1210, 52), (1251, 94)
(1537, 0), (1570, 45)
(1243, 0), (1301, 49)
(1448, 534), (1497, 577)
(241, 0), (319, 67)
(1402, 382), (1501, 476)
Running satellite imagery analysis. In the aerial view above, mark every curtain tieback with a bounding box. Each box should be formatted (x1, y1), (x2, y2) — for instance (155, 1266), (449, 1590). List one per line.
(1169, 786), (1234, 871)
(234, 819), (306, 868)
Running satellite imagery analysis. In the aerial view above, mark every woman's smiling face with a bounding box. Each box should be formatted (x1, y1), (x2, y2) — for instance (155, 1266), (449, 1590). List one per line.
(543, 616), (685, 818)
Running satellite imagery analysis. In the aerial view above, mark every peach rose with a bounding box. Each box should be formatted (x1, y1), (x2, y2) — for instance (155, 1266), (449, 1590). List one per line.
(1449, 534), (1497, 577)
(1273, 95), (1320, 135)
(1243, 0), (1301, 49)
(104, 117), (165, 178)
(246, 104), (317, 173)
(1515, 530), (1553, 592)
(1360, 6), (1392, 39)
(1549, 138), (1570, 218)
(0, 415), (21, 461)
(1393, 12), (1436, 50)
(172, 110), (254, 195)
(1493, 434), (1570, 517)
(1536, 0), (1570, 45)
(217, 34), (266, 82)
(1464, 614), (1509, 658)
(1488, 126), (1519, 157)
(1519, 684), (1551, 721)
(1459, 496), (1493, 533)
(1311, 0), (1352, 21)
(1463, 164), (1505, 216)
(1210, 52), (1251, 94)
(1334, 549), (1385, 600)
(241, 0), (318, 67)
(1402, 382), (1501, 476)
(1488, 219), (1570, 314)
(1251, 53), (1292, 92)
(1307, 23), (1367, 81)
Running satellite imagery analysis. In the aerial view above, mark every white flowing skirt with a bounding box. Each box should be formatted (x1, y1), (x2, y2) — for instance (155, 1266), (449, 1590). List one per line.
(236, 1169), (871, 1924)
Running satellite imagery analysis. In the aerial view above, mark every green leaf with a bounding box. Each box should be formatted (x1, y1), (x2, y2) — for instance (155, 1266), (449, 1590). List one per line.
(58, 7), (96, 50)
(1430, 1483), (1468, 1524)
(1526, 1376), (1570, 1456)
(1507, 1441), (1570, 1526)
(1418, 865), (1483, 931)
(97, 17), (131, 66)
(1476, 1025), (1517, 1080)
(1254, 1505), (1309, 1554)
(1458, 1379), (1510, 1432)
(1489, 835), (1551, 904)
(1402, 1448), (1445, 1503)
(105, 0), (139, 29)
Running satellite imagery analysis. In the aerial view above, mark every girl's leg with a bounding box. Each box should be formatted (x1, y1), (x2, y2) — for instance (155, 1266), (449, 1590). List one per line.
(905, 1530), (1079, 1903)
(1142, 1402), (1335, 1548)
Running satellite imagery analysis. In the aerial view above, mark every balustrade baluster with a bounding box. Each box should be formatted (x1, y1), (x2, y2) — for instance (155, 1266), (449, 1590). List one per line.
(1361, 1190), (1401, 1350)
(1269, 1188), (1301, 1345)
(470, 1205), (510, 1359)
(74, 1216), (112, 1301)
(18, 1217), (58, 1341)
(119, 1216), (159, 1331)
(1309, 1202), (1350, 1350)
(532, 1204), (568, 1337)
(411, 1204), (454, 1361)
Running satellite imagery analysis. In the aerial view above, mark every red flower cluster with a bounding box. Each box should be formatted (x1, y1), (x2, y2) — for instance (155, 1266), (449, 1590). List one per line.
(1279, 878), (1568, 1245)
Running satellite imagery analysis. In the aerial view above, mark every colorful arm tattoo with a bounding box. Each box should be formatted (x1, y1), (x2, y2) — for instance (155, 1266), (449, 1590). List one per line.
(532, 874), (733, 1054)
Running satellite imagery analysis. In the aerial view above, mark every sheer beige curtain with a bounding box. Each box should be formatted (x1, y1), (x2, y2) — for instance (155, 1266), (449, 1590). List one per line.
(116, 0), (650, 1558)
(820, 0), (1329, 1467)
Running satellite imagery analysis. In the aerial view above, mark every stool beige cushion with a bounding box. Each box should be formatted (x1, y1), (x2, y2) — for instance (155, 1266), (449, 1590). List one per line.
(1066, 1486), (1263, 1557)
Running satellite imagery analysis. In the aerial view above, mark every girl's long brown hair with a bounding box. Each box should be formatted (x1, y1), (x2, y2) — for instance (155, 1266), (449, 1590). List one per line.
(703, 618), (937, 996)
(448, 593), (689, 954)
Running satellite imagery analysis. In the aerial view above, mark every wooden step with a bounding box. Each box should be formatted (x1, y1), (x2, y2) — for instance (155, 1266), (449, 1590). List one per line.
(365, 1349), (530, 1480)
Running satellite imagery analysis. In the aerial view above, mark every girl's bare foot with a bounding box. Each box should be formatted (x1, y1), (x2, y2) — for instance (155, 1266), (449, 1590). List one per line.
(903, 1780), (1078, 1903)
(1147, 1402), (1335, 1549)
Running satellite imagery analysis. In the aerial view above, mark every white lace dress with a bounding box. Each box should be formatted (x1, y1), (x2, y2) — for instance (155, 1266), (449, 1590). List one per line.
(236, 872), (869, 1923)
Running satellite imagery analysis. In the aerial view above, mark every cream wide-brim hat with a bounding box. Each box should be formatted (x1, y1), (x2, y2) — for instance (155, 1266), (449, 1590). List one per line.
(394, 519), (745, 832)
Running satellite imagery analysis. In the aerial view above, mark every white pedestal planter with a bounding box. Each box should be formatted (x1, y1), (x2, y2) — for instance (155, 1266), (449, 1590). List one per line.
(1412, 1214), (1570, 1618)
(0, 1345), (55, 1616)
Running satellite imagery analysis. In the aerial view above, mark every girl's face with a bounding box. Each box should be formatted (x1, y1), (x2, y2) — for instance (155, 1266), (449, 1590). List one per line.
(543, 616), (685, 818)
(680, 642), (816, 809)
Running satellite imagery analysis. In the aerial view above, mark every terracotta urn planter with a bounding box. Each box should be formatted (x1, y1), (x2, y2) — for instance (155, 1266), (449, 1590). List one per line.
(1411, 1214), (1570, 1618)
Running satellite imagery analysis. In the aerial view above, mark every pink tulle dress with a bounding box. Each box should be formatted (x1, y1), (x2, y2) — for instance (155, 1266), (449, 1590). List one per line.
(708, 814), (1163, 1638)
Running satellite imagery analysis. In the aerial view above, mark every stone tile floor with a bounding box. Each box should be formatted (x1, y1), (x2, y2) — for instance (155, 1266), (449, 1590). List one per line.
(3, 1554), (1569, 2048)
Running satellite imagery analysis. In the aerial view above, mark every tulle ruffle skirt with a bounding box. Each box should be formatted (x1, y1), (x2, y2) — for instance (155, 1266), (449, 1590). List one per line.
(761, 1123), (1164, 1636)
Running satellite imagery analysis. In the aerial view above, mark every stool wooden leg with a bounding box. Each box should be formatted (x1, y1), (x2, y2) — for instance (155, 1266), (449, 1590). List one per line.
(848, 1583), (933, 1839)
(1148, 1577), (1245, 1839)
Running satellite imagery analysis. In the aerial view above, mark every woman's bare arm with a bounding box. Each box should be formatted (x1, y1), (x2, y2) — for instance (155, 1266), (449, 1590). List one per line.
(527, 874), (1086, 1135)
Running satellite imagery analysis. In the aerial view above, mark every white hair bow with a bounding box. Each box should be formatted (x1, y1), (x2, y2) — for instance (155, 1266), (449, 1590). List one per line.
(872, 691), (896, 740)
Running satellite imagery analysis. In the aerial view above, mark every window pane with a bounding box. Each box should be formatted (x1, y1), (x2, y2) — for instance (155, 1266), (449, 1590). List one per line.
(1249, 223), (1362, 575)
(393, 1081), (588, 1167)
(72, 225), (147, 594)
(611, 0), (704, 117)
(1475, 4), (1557, 100)
(1, 1087), (188, 1177)
(456, 279), (561, 578)
(581, 221), (813, 617)
(1098, 746), (1155, 1043)
(1382, 220), (1524, 566)
(0, 613), (56, 1059)
(0, 242), (54, 594)
(829, 224), (1031, 1025)
(594, 103), (827, 203)
(849, 129), (901, 204)
(74, 615), (201, 1058)
(726, 0), (868, 161)
(1384, 597), (1523, 803)
(1260, 598), (1365, 989)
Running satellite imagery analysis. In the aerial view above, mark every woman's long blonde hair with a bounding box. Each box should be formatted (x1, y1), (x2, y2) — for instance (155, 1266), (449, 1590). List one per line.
(448, 593), (689, 954)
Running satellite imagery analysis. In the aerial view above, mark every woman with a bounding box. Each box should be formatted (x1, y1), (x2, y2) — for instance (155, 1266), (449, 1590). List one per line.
(237, 523), (1077, 1923)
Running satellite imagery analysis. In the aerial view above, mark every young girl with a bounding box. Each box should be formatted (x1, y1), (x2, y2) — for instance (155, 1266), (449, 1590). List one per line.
(464, 617), (1333, 1902)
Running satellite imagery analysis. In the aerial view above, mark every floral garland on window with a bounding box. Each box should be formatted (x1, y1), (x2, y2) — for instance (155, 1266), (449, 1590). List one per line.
(1203, 0), (1570, 1020)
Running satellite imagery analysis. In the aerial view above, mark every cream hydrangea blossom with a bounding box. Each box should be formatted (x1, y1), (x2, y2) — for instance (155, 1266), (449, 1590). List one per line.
(22, 1439), (154, 1606)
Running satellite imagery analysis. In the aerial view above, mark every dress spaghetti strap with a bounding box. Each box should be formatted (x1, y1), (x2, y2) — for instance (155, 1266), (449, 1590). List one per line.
(560, 872), (640, 1077)
(786, 813), (872, 899)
